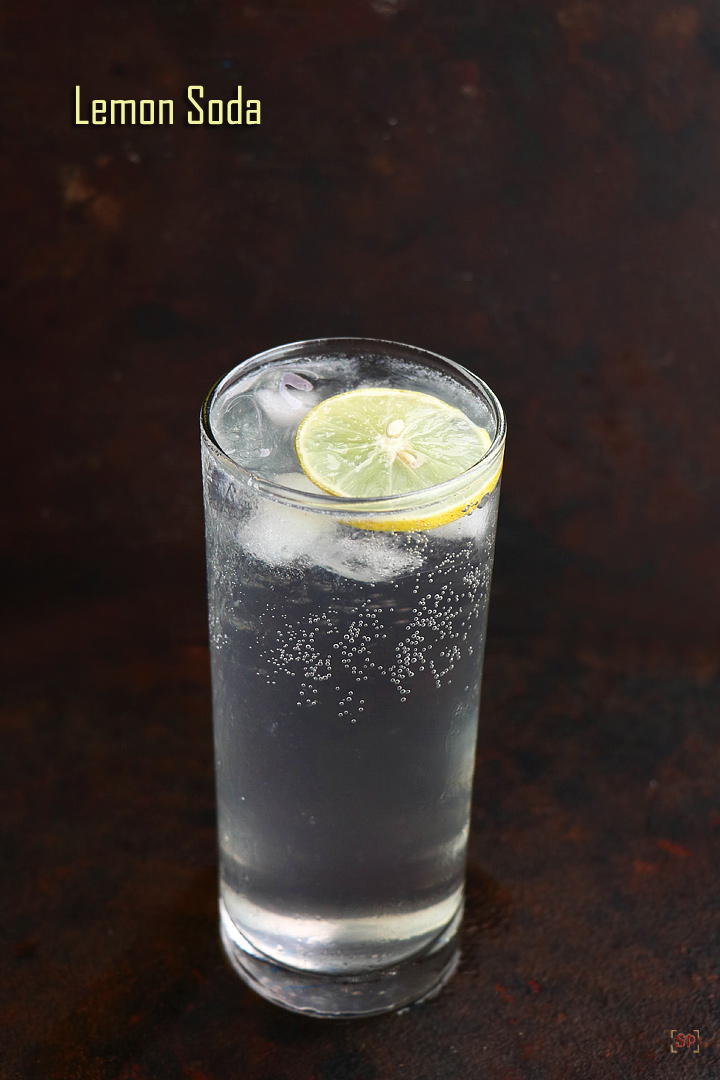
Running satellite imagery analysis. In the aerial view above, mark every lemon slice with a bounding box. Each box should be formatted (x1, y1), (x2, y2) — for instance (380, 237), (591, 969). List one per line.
(294, 387), (501, 531)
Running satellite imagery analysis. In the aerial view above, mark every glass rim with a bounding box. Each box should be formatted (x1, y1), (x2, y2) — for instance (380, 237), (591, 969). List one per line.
(200, 337), (506, 517)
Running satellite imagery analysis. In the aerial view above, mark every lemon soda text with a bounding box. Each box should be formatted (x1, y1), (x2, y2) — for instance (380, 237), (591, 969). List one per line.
(74, 86), (261, 126)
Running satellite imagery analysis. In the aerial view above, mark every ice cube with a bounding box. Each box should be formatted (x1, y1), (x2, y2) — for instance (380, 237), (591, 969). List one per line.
(317, 531), (424, 583)
(239, 472), (424, 581)
(274, 471), (323, 493)
(213, 392), (273, 468)
(256, 382), (319, 427)
(239, 473), (338, 567)
(434, 499), (492, 541)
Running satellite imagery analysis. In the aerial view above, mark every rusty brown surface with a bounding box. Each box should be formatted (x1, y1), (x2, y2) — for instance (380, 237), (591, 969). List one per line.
(2, 1), (720, 1077)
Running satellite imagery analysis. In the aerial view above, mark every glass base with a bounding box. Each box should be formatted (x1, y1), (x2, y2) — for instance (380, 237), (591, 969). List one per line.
(219, 897), (463, 1018)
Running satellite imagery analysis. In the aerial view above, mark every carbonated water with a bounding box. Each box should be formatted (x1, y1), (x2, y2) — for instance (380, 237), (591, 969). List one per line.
(202, 346), (501, 987)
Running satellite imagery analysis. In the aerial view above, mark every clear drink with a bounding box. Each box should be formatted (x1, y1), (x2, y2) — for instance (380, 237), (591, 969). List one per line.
(201, 339), (505, 1016)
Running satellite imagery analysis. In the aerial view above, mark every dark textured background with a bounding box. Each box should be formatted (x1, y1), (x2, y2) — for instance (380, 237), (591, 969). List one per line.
(2, 1), (719, 1077)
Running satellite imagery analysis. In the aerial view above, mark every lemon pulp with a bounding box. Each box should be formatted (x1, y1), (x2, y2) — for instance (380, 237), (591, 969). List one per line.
(294, 387), (501, 532)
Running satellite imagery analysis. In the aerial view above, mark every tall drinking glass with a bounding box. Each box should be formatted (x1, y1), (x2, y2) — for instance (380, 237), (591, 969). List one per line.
(201, 339), (505, 1017)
